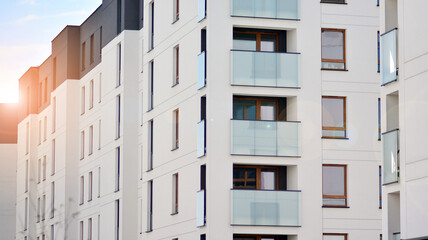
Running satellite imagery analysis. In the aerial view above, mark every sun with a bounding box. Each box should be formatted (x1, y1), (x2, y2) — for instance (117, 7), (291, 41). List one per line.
(0, 83), (19, 103)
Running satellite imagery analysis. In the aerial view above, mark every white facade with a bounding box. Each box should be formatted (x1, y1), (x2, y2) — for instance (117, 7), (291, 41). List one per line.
(0, 143), (17, 240)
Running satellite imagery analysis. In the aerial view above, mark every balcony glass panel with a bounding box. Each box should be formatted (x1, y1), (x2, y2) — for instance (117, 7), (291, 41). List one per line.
(381, 29), (397, 86)
(393, 233), (400, 240)
(198, 51), (206, 89)
(231, 189), (301, 226)
(231, 120), (301, 157)
(197, 120), (206, 157)
(231, 0), (299, 20)
(383, 129), (399, 184)
(198, 0), (206, 22)
(196, 190), (205, 227)
(231, 50), (300, 88)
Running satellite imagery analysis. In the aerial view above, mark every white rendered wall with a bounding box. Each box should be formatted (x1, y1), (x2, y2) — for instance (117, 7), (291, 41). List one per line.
(0, 144), (17, 240)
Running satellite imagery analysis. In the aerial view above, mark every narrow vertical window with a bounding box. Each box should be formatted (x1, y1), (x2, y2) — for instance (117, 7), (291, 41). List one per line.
(24, 197), (28, 230)
(115, 147), (120, 191)
(322, 96), (347, 138)
(378, 98), (381, 140)
(172, 173), (179, 214)
(39, 120), (42, 144)
(321, 28), (346, 70)
(117, 0), (122, 34)
(52, 97), (56, 133)
(37, 197), (41, 222)
(117, 44), (122, 86)
(99, 73), (102, 103)
(89, 125), (94, 155)
(82, 42), (86, 70)
(39, 82), (42, 106)
(42, 195), (46, 220)
(53, 58), (56, 89)
(50, 225), (54, 239)
(98, 120), (101, 150)
(173, 45), (179, 85)
(80, 221), (84, 240)
(115, 200), (120, 240)
(88, 218), (93, 240)
(43, 156), (47, 181)
(379, 166), (382, 208)
(377, 31), (380, 72)
(80, 176), (84, 204)
(38, 159), (41, 183)
(43, 116), (47, 141)
(26, 122), (29, 154)
(98, 167), (101, 198)
(26, 86), (30, 114)
(51, 181), (55, 218)
(44, 78), (48, 103)
(88, 171), (93, 201)
(322, 164), (347, 207)
(147, 180), (153, 232)
(172, 109), (179, 149)
(97, 215), (101, 240)
(116, 95), (121, 139)
(90, 34), (95, 64)
(99, 27), (103, 57)
(173, 0), (179, 22)
(148, 61), (154, 110)
(89, 80), (94, 109)
(81, 86), (85, 114)
(81, 131), (85, 159)
(148, 120), (153, 171)
(51, 140), (55, 175)
(149, 2), (154, 50)
(25, 160), (28, 192)
(201, 234), (206, 240)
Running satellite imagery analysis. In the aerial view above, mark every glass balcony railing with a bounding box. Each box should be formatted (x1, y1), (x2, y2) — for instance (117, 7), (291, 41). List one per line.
(231, 189), (301, 226)
(383, 129), (399, 185)
(231, 0), (299, 20)
(231, 50), (300, 88)
(381, 28), (397, 86)
(393, 233), (401, 240)
(198, 51), (206, 89)
(197, 120), (206, 157)
(198, 0), (206, 22)
(231, 119), (301, 157)
(196, 190), (206, 227)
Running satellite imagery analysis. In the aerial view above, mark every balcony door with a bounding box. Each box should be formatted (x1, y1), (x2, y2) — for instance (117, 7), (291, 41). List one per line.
(233, 98), (278, 121)
(233, 31), (278, 52)
(233, 166), (278, 190)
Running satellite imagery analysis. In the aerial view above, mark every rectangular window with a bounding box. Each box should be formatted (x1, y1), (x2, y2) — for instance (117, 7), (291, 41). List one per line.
(378, 98), (381, 140)
(379, 166), (382, 208)
(99, 73), (102, 103)
(201, 235), (206, 240)
(172, 109), (179, 149)
(37, 197), (41, 222)
(173, 45), (179, 85)
(88, 171), (93, 201)
(38, 159), (41, 183)
(233, 96), (286, 121)
(323, 164), (347, 207)
(100, 27), (103, 57)
(98, 120), (101, 150)
(88, 218), (93, 240)
(82, 42), (86, 70)
(90, 34), (95, 64)
(53, 58), (56, 89)
(42, 195), (46, 220)
(43, 116), (47, 141)
(89, 125), (93, 155)
(39, 120), (42, 144)
(81, 86), (85, 114)
(43, 156), (47, 181)
(321, 28), (346, 70)
(233, 165), (286, 190)
(98, 215), (101, 240)
(320, 0), (346, 4)
(148, 61), (154, 110)
(323, 233), (348, 240)
(51, 225), (54, 239)
(26, 122), (29, 154)
(117, 0), (122, 34)
(44, 78), (48, 103)
(377, 31), (380, 72)
(233, 28), (283, 52)
(51, 181), (55, 218)
(115, 147), (120, 191)
(149, 2), (154, 50)
(148, 120), (153, 171)
(322, 96), (347, 138)
(81, 131), (85, 159)
(173, 0), (179, 21)
(39, 82), (42, 106)
(80, 176), (84, 204)
(51, 140), (55, 175)
(147, 180), (153, 232)
(25, 160), (28, 192)
(172, 173), (179, 214)
(52, 97), (56, 133)
(115, 199), (120, 240)
(24, 197), (28, 230)
(89, 80), (94, 109)
(116, 95), (121, 139)
(117, 43), (121, 87)
(98, 167), (101, 198)
(80, 221), (84, 240)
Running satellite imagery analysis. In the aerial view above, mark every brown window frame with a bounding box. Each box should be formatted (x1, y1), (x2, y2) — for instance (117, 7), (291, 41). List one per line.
(322, 164), (347, 207)
(321, 28), (346, 70)
(90, 34), (95, 64)
(323, 233), (348, 240)
(82, 42), (86, 71)
(174, 45), (179, 85)
(175, 0), (179, 20)
(233, 165), (280, 190)
(173, 109), (179, 149)
(322, 96), (347, 139)
(234, 235), (280, 240)
(320, 0), (346, 4)
(233, 30), (279, 52)
(233, 97), (280, 120)
(172, 173), (179, 214)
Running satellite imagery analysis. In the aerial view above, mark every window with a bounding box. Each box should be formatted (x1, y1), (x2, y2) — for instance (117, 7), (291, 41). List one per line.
(38, 159), (41, 183)
(379, 166), (382, 208)
(37, 197), (41, 222)
(52, 97), (56, 133)
(149, 2), (154, 50)
(115, 147), (120, 191)
(233, 165), (286, 190)
(44, 116), (47, 141)
(90, 34), (95, 64)
(51, 182), (55, 218)
(322, 96), (346, 138)
(148, 120), (153, 171)
(98, 215), (101, 240)
(89, 80), (94, 109)
(26, 122), (29, 154)
(88, 218), (93, 240)
(377, 31), (380, 72)
(117, 0), (122, 33)
(117, 44), (121, 86)
(44, 78), (48, 103)
(233, 28), (284, 52)
(80, 221), (84, 240)
(323, 164), (347, 207)
(378, 98), (381, 140)
(321, 0), (346, 4)
(82, 42), (86, 70)
(234, 235), (286, 240)
(116, 95), (121, 139)
(39, 82), (42, 106)
(98, 167), (101, 198)
(43, 156), (47, 181)
(81, 86), (85, 114)
(233, 96), (287, 121)
(53, 58), (57, 89)
(172, 109), (179, 149)
(100, 27), (103, 57)
(99, 73), (102, 103)
(148, 61), (154, 110)
(88, 171), (93, 201)
(51, 140), (55, 175)
(98, 120), (102, 150)
(115, 199), (120, 240)
(80, 176), (85, 204)
(50, 225), (54, 239)
(172, 173), (179, 214)
(39, 120), (42, 144)
(321, 29), (346, 70)
(147, 180), (153, 232)
(42, 195), (46, 221)
(81, 131), (85, 159)
(25, 160), (28, 192)
(201, 234), (206, 240)
(173, 0), (179, 21)
(89, 125), (94, 155)
(323, 233), (348, 240)
(173, 45), (179, 85)
(24, 197), (28, 230)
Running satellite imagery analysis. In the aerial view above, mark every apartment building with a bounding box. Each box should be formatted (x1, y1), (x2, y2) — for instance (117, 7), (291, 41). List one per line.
(380, 0), (428, 240)
(15, 0), (383, 240)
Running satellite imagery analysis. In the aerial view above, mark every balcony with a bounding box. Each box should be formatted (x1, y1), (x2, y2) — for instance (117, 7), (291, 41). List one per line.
(196, 190), (206, 227)
(231, 0), (299, 20)
(231, 189), (301, 226)
(231, 50), (300, 88)
(198, 51), (206, 89)
(231, 119), (301, 157)
(197, 120), (206, 157)
(381, 28), (397, 86)
(383, 129), (399, 185)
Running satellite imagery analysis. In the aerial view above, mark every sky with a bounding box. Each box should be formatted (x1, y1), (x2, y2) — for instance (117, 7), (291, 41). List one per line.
(0, 0), (102, 103)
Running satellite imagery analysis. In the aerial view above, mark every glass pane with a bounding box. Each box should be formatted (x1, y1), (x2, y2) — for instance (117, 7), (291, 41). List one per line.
(381, 29), (397, 85)
(277, 0), (299, 19)
(321, 61), (345, 70)
(322, 198), (346, 206)
(197, 52), (206, 89)
(233, 168), (256, 189)
(235, 238), (257, 240)
(196, 190), (205, 227)
(261, 169), (276, 190)
(231, 120), (256, 155)
(323, 166), (345, 196)
(254, 121), (277, 156)
(383, 130), (399, 184)
(255, 0), (276, 18)
(232, 0), (255, 17)
(233, 100), (257, 120)
(277, 121), (301, 156)
(277, 52), (300, 88)
(231, 51), (255, 86)
(322, 98), (344, 128)
(197, 0), (206, 21)
(322, 30), (344, 60)
(323, 235), (346, 240)
(322, 130), (346, 138)
(234, 33), (257, 51)
(260, 101), (277, 120)
(260, 34), (277, 52)
(197, 120), (205, 157)
(254, 51), (277, 87)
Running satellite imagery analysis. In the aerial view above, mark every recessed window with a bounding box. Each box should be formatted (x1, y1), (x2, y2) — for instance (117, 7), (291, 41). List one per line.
(148, 61), (154, 110)
(233, 165), (286, 190)
(90, 34), (95, 64)
(323, 164), (347, 207)
(43, 156), (47, 181)
(323, 233), (348, 240)
(52, 97), (56, 133)
(233, 28), (286, 52)
(88, 218), (93, 240)
(89, 125), (93, 155)
(51, 182), (55, 218)
(173, 0), (179, 22)
(149, 2), (154, 50)
(172, 173), (179, 214)
(51, 140), (56, 175)
(88, 171), (93, 201)
(172, 109), (179, 149)
(321, 29), (346, 70)
(80, 176), (85, 204)
(148, 120), (153, 171)
(115, 147), (121, 192)
(117, 43), (121, 87)
(80, 131), (85, 160)
(25, 160), (29, 192)
(147, 180), (153, 232)
(173, 45), (179, 86)
(38, 120), (42, 144)
(89, 80), (94, 109)
(44, 116), (47, 141)
(24, 197), (28, 230)
(116, 95), (121, 139)
(38, 159), (41, 183)
(37, 197), (41, 222)
(42, 195), (46, 220)
(322, 96), (346, 138)
(80, 221), (84, 240)
(233, 96), (287, 121)
(82, 42), (86, 70)
(115, 199), (120, 240)
(321, 0), (346, 3)
(81, 86), (85, 115)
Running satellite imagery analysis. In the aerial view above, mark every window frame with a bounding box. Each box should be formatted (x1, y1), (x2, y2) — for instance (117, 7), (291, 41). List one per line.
(322, 96), (347, 139)
(323, 233), (348, 240)
(322, 164), (347, 207)
(321, 28), (346, 70)
(172, 173), (179, 214)
(320, 0), (346, 4)
(173, 0), (179, 22)
(233, 97), (280, 121)
(233, 30), (279, 52)
(172, 109), (179, 150)
(233, 165), (280, 190)
(234, 235), (280, 240)
(173, 45), (179, 86)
